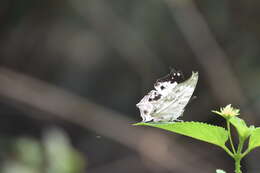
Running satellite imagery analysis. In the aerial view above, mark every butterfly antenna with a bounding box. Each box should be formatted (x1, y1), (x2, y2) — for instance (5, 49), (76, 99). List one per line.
(168, 66), (177, 73)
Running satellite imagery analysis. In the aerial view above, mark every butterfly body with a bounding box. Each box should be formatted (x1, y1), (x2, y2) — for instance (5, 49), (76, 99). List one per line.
(136, 70), (198, 122)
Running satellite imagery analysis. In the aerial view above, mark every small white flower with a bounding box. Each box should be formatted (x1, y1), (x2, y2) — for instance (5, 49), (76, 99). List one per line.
(136, 71), (198, 122)
(212, 104), (240, 119)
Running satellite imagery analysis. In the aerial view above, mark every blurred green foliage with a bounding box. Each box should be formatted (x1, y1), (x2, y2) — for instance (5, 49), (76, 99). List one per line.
(1, 128), (85, 173)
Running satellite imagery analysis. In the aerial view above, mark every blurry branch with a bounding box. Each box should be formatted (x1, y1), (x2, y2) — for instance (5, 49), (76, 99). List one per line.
(71, 0), (165, 88)
(164, 0), (257, 122)
(0, 67), (216, 173)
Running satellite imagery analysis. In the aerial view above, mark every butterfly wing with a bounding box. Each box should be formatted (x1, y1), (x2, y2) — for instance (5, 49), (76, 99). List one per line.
(152, 72), (198, 122)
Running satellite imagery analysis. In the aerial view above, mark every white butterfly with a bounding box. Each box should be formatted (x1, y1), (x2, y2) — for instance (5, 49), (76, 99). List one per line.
(136, 70), (198, 122)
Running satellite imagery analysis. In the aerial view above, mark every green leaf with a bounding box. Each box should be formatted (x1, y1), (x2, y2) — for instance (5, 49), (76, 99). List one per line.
(248, 127), (260, 151)
(229, 117), (254, 139)
(216, 169), (226, 173)
(135, 121), (228, 147)
(14, 138), (43, 168)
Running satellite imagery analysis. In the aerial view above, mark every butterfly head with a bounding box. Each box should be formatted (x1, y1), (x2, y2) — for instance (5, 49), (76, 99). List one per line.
(155, 69), (184, 85)
(154, 69), (184, 91)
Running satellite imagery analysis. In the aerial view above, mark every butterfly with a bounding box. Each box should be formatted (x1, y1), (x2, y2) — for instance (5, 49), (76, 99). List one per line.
(136, 70), (198, 122)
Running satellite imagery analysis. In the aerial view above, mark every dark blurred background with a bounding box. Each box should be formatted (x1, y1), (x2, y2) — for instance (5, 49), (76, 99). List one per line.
(0, 0), (260, 172)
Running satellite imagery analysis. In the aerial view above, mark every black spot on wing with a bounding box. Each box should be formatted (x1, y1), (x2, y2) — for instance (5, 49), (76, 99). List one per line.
(153, 94), (162, 101)
(160, 86), (165, 90)
(148, 92), (162, 102)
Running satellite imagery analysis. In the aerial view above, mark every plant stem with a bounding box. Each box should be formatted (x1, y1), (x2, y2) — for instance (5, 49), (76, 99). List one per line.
(237, 137), (245, 155)
(227, 120), (236, 153)
(235, 157), (242, 173)
(222, 146), (234, 158)
(241, 148), (251, 158)
(234, 137), (245, 173)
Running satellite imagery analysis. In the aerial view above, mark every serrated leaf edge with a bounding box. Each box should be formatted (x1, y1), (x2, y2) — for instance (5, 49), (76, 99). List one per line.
(135, 121), (226, 131)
